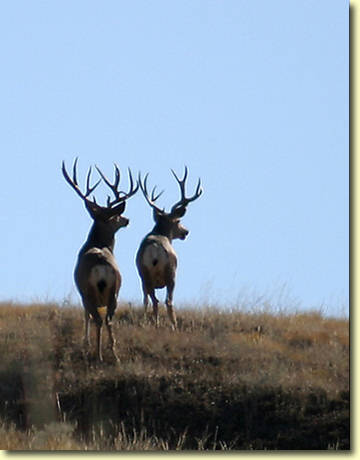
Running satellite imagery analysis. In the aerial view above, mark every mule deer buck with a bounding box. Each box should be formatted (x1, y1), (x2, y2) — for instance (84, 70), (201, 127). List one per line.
(136, 167), (202, 329)
(62, 158), (138, 362)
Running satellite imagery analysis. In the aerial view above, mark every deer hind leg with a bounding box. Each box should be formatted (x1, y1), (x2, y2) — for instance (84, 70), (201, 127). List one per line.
(165, 282), (177, 330)
(148, 290), (159, 327)
(106, 298), (119, 362)
(84, 310), (90, 347)
(142, 283), (149, 313)
(142, 292), (150, 325)
(92, 307), (105, 363)
(105, 318), (119, 362)
(95, 322), (103, 362)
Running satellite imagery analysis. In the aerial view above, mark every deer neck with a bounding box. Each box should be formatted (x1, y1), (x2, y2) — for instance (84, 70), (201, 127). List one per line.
(82, 222), (116, 253)
(151, 223), (174, 243)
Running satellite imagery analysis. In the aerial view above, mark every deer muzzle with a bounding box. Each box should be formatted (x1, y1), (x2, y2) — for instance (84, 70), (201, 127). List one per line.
(180, 228), (189, 240)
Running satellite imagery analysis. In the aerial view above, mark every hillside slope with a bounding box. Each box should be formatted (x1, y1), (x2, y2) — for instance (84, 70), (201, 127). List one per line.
(0, 302), (349, 450)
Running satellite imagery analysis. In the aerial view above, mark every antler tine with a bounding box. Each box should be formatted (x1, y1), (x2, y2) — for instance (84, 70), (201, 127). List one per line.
(151, 185), (164, 202)
(193, 177), (202, 199)
(145, 172), (164, 202)
(139, 172), (164, 212)
(143, 172), (151, 198)
(171, 166), (188, 198)
(62, 158), (100, 202)
(72, 157), (79, 186)
(171, 166), (202, 213)
(95, 163), (122, 207)
(121, 167), (139, 201)
(86, 166), (101, 197)
(96, 164), (139, 208)
(95, 163), (120, 189)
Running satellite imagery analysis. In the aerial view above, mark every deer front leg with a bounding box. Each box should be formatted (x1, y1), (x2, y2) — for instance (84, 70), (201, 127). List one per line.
(166, 281), (177, 330)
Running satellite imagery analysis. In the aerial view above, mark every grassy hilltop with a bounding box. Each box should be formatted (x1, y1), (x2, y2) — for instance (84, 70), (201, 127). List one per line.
(0, 301), (349, 450)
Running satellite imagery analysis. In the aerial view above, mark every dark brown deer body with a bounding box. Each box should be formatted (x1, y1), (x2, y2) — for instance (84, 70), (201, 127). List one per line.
(136, 168), (202, 328)
(62, 159), (138, 361)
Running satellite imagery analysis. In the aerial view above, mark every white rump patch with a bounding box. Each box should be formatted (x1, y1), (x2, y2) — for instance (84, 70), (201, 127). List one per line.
(89, 265), (115, 287)
(89, 264), (116, 310)
(142, 244), (168, 271)
(141, 243), (170, 287)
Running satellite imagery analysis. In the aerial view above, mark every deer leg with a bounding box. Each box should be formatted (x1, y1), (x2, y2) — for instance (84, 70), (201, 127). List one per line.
(149, 290), (159, 327)
(106, 299), (119, 362)
(105, 318), (115, 349)
(166, 282), (177, 330)
(83, 310), (90, 347)
(96, 323), (103, 362)
(141, 281), (149, 315)
(105, 318), (119, 362)
(92, 310), (104, 363)
(143, 293), (149, 312)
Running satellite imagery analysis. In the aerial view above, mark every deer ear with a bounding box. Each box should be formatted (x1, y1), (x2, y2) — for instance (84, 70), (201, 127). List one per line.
(172, 206), (186, 218)
(110, 201), (126, 216)
(85, 200), (102, 219)
(153, 208), (165, 221)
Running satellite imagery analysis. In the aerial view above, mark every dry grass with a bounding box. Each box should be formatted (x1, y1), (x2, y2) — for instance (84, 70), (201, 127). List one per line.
(0, 301), (349, 450)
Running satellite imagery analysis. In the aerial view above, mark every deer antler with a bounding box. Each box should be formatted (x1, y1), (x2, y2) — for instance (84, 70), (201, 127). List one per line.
(170, 166), (202, 214)
(96, 164), (139, 209)
(138, 172), (164, 213)
(62, 158), (101, 206)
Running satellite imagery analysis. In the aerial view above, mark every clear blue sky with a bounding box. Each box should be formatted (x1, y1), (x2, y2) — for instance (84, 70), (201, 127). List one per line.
(0, 1), (348, 316)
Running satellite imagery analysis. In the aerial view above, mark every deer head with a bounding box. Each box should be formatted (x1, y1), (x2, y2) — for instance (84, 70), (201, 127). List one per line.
(62, 158), (138, 236)
(139, 166), (202, 241)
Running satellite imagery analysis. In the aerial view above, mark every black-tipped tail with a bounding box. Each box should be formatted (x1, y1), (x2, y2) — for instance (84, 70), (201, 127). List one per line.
(97, 279), (107, 293)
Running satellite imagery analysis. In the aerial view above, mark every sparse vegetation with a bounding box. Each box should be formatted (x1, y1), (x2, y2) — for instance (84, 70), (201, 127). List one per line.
(0, 301), (349, 450)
